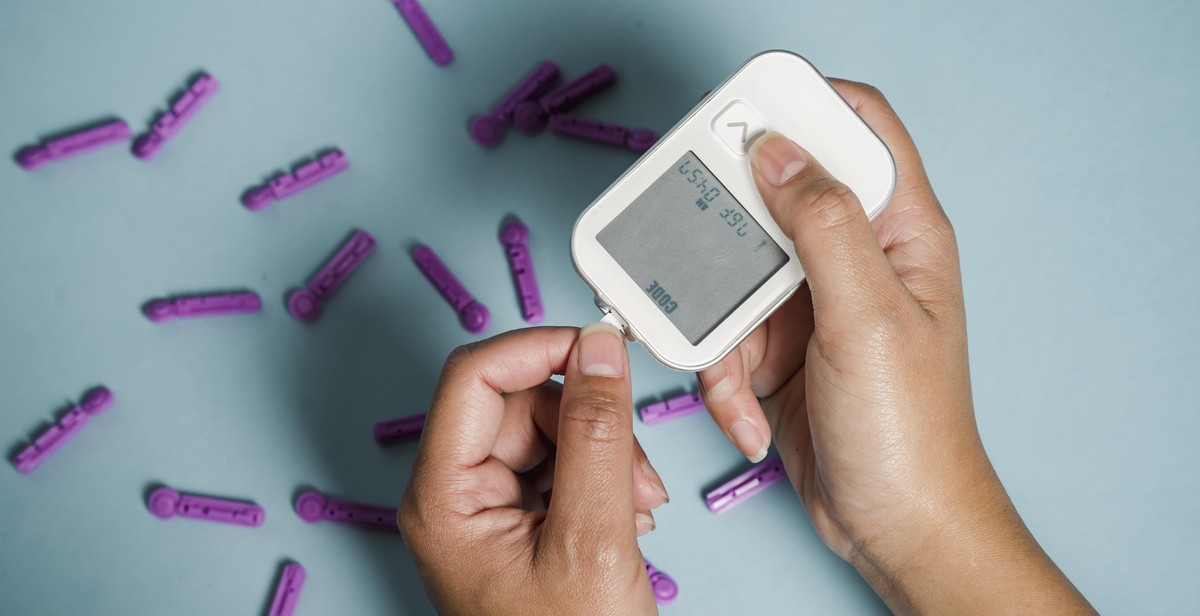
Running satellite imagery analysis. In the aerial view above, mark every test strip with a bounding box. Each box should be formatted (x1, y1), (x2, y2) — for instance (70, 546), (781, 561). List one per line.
(133, 72), (219, 159)
(644, 558), (679, 604)
(373, 412), (426, 444)
(143, 292), (261, 322)
(548, 114), (658, 153)
(469, 60), (560, 147)
(287, 230), (376, 323)
(392, 0), (453, 66)
(412, 244), (490, 333)
(639, 392), (705, 425)
(242, 150), (349, 211)
(148, 485), (264, 527)
(16, 120), (131, 171)
(12, 387), (114, 474)
(500, 219), (544, 323)
(513, 64), (616, 134)
(294, 490), (398, 532)
(267, 562), (306, 616)
(704, 456), (786, 515)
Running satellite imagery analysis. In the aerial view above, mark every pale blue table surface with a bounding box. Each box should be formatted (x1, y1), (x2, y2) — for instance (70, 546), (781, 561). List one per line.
(1, 0), (1198, 614)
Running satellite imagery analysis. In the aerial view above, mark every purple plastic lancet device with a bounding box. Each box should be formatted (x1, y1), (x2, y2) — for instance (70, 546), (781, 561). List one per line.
(513, 64), (616, 134)
(373, 413), (426, 444)
(143, 292), (261, 322)
(639, 392), (705, 426)
(500, 218), (544, 323)
(267, 562), (306, 616)
(392, 0), (453, 66)
(288, 230), (376, 323)
(412, 244), (490, 333)
(132, 72), (219, 159)
(548, 114), (658, 153)
(16, 120), (131, 171)
(644, 558), (679, 604)
(147, 485), (264, 527)
(469, 61), (560, 147)
(704, 456), (787, 515)
(242, 150), (349, 211)
(294, 490), (398, 532)
(12, 387), (113, 474)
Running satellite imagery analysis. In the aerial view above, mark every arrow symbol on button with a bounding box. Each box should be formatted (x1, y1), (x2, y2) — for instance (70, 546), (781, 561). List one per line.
(727, 121), (749, 143)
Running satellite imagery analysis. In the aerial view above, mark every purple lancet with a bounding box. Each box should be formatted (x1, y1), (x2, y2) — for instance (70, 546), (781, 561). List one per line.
(704, 456), (787, 515)
(143, 292), (261, 322)
(133, 72), (219, 159)
(294, 490), (398, 532)
(411, 244), (489, 333)
(500, 219), (544, 323)
(640, 392), (705, 426)
(392, 0), (453, 66)
(147, 485), (264, 527)
(373, 413), (426, 444)
(16, 120), (131, 170)
(469, 61), (560, 147)
(288, 230), (376, 323)
(242, 150), (349, 211)
(267, 562), (306, 616)
(513, 64), (616, 134)
(548, 114), (658, 153)
(644, 558), (679, 604)
(12, 387), (114, 474)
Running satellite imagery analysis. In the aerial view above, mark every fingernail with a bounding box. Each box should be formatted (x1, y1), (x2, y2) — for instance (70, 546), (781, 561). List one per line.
(700, 358), (734, 403)
(730, 420), (769, 463)
(578, 322), (625, 378)
(751, 133), (808, 186)
(641, 459), (670, 504)
(635, 511), (656, 536)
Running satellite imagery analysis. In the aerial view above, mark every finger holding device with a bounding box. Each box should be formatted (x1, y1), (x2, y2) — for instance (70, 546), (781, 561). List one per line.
(571, 51), (896, 371)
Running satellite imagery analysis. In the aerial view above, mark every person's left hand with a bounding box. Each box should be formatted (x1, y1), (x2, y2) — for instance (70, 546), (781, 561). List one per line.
(400, 325), (667, 615)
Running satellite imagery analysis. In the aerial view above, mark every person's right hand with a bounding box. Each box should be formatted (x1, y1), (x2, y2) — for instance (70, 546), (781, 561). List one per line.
(696, 79), (1094, 613)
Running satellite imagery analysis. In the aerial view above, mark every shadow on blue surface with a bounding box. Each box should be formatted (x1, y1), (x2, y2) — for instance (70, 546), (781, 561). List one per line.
(283, 289), (439, 613)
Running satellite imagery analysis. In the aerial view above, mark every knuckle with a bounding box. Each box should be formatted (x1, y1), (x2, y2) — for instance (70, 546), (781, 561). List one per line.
(801, 179), (862, 232)
(562, 394), (626, 445)
(553, 533), (625, 579)
(859, 82), (888, 104)
(442, 343), (486, 386)
(397, 493), (417, 534)
(397, 486), (428, 546)
(443, 343), (478, 372)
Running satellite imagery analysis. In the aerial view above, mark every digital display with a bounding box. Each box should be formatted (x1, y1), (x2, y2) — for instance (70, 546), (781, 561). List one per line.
(597, 151), (788, 345)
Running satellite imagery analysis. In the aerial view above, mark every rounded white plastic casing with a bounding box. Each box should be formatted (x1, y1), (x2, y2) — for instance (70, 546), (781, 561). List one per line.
(572, 50), (896, 371)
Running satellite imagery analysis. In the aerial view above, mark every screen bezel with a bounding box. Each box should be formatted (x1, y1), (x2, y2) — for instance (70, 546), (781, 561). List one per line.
(572, 51), (895, 371)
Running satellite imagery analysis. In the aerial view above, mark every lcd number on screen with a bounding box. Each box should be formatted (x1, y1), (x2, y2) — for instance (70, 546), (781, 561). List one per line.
(679, 156), (752, 238)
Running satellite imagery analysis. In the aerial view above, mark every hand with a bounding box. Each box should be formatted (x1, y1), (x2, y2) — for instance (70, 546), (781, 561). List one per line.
(400, 325), (666, 615)
(697, 80), (1094, 613)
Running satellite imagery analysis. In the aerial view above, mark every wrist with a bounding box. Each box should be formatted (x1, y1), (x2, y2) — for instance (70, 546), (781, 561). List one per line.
(847, 462), (1092, 614)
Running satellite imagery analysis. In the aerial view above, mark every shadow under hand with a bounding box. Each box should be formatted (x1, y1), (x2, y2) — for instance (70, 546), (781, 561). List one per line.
(280, 283), (440, 615)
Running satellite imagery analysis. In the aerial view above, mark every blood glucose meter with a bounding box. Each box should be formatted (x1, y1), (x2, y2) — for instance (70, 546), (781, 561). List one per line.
(571, 50), (896, 371)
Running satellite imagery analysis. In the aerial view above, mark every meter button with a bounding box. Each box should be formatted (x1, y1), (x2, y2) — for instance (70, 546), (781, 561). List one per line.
(712, 101), (766, 155)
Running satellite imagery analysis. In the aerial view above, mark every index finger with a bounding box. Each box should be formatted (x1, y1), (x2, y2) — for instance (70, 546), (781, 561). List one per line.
(418, 327), (578, 473)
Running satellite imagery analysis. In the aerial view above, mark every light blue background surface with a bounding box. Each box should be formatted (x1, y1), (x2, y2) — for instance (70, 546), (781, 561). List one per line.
(1, 1), (1198, 614)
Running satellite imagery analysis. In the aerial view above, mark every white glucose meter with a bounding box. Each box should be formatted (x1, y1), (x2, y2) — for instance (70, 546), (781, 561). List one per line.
(571, 50), (896, 371)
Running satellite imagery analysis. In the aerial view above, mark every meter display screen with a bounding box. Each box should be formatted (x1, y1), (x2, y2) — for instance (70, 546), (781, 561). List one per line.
(597, 151), (788, 344)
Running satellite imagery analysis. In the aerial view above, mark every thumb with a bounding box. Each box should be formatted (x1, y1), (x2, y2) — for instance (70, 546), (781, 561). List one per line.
(545, 322), (645, 546)
(749, 132), (907, 327)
